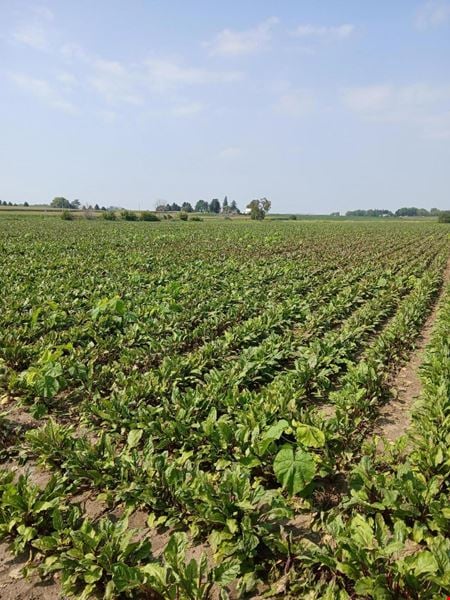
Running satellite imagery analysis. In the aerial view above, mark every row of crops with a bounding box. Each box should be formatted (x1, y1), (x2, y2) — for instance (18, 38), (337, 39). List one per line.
(0, 216), (449, 599)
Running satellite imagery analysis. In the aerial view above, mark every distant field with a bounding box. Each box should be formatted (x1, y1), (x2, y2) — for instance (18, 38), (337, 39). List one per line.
(0, 205), (440, 221)
(1, 216), (449, 599)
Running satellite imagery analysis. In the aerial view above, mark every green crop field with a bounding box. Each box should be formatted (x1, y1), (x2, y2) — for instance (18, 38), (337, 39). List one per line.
(1, 215), (449, 599)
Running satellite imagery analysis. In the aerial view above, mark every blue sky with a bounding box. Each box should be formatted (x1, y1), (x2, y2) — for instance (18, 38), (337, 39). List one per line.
(1, 1), (450, 212)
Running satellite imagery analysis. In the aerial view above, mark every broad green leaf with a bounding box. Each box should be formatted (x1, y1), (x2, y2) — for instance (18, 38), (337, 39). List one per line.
(213, 560), (240, 585)
(355, 576), (391, 599)
(127, 429), (143, 449)
(412, 550), (438, 576)
(140, 563), (167, 589)
(262, 419), (289, 442)
(296, 423), (325, 448)
(164, 532), (187, 568)
(273, 444), (316, 495)
(350, 514), (375, 549)
(112, 563), (143, 592)
(84, 564), (103, 584)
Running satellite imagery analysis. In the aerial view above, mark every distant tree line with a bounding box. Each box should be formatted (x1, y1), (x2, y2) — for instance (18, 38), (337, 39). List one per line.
(156, 196), (240, 214)
(51, 197), (111, 211)
(345, 207), (446, 218)
(346, 209), (393, 217)
(395, 207), (442, 217)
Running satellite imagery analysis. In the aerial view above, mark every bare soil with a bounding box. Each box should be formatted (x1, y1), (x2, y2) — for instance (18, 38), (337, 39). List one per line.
(0, 543), (62, 600)
(373, 257), (450, 443)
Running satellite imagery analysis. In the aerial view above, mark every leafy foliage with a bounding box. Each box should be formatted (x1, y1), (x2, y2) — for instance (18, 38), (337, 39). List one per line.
(0, 216), (449, 598)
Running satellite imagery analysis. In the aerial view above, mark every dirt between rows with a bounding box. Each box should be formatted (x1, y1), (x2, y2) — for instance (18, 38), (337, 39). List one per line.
(0, 543), (61, 600)
(373, 256), (450, 443)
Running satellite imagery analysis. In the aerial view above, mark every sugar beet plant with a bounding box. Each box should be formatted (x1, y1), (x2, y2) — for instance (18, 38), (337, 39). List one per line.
(0, 215), (449, 598)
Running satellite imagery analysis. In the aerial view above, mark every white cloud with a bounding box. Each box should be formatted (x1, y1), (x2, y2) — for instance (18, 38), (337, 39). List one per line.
(207, 17), (279, 57)
(219, 146), (242, 159)
(59, 41), (243, 105)
(342, 85), (392, 112)
(276, 89), (314, 117)
(397, 82), (450, 104)
(422, 112), (450, 139)
(144, 57), (242, 91)
(12, 24), (48, 49)
(33, 6), (54, 21)
(342, 82), (450, 138)
(57, 72), (78, 88)
(98, 109), (118, 123)
(87, 55), (241, 103)
(61, 42), (89, 61)
(415, 1), (450, 28)
(342, 83), (450, 113)
(292, 23), (355, 40)
(9, 73), (78, 114)
(170, 102), (204, 117)
(89, 58), (144, 105)
(11, 5), (54, 50)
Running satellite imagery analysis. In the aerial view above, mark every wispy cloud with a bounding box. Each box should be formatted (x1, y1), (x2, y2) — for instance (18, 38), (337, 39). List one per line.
(218, 146), (242, 159)
(32, 6), (54, 21)
(57, 72), (78, 88)
(341, 85), (391, 112)
(141, 102), (206, 120)
(342, 82), (450, 138)
(12, 24), (49, 49)
(276, 89), (314, 117)
(206, 17), (279, 57)
(292, 23), (355, 40)
(170, 102), (204, 117)
(11, 5), (54, 50)
(143, 57), (242, 91)
(415, 1), (450, 28)
(97, 109), (118, 123)
(9, 72), (78, 114)
(421, 112), (450, 139)
(59, 41), (243, 105)
(89, 58), (144, 105)
(60, 42), (89, 61)
(87, 55), (242, 104)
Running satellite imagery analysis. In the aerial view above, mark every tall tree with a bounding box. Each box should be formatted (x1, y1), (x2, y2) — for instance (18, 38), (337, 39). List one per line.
(209, 198), (221, 213)
(230, 200), (239, 214)
(51, 197), (72, 209)
(247, 197), (271, 220)
(181, 202), (193, 213)
(195, 199), (209, 212)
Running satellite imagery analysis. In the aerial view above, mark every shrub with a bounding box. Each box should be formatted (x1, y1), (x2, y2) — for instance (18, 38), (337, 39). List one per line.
(140, 211), (160, 222)
(190, 216), (203, 222)
(438, 211), (450, 223)
(120, 210), (138, 221)
(61, 210), (73, 221)
(102, 211), (116, 221)
(289, 215), (297, 220)
(179, 211), (189, 221)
